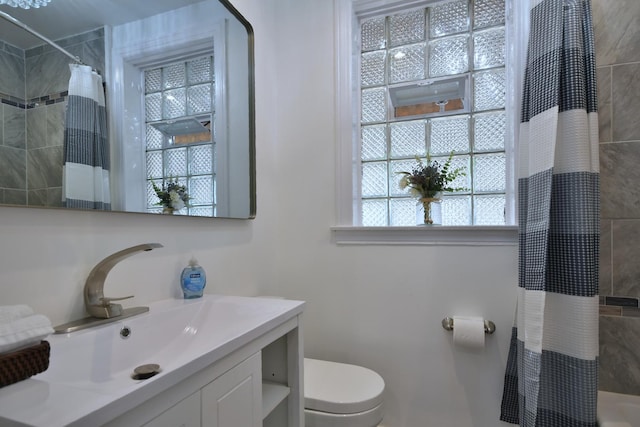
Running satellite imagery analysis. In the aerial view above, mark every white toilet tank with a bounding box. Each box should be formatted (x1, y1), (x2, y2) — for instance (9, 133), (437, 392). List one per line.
(304, 358), (385, 427)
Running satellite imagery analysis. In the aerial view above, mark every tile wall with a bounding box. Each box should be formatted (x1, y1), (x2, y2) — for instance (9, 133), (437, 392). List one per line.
(593, 0), (640, 395)
(0, 28), (105, 207)
(0, 42), (27, 204)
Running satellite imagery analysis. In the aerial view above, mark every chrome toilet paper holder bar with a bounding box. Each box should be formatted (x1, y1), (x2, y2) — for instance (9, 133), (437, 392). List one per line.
(441, 317), (496, 334)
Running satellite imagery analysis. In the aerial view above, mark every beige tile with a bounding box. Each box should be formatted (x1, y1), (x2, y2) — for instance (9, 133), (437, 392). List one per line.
(599, 305), (621, 316)
(592, 0), (640, 66)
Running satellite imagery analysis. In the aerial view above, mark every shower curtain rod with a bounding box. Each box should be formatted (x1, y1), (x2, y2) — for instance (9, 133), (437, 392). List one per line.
(0, 9), (86, 66)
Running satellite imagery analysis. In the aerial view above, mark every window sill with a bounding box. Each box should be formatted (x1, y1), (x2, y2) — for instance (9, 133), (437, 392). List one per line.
(331, 225), (518, 246)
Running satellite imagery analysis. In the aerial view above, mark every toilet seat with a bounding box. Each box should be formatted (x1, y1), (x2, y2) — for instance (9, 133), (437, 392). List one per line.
(304, 358), (385, 414)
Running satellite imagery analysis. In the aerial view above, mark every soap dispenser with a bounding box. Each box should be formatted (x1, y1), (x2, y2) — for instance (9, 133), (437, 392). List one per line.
(180, 257), (206, 299)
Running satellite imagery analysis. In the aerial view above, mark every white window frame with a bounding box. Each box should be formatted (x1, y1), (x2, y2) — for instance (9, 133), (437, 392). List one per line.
(332, 0), (530, 245)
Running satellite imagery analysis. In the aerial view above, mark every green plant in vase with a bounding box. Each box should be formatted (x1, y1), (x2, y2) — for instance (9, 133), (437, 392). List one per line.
(397, 152), (467, 224)
(152, 177), (191, 214)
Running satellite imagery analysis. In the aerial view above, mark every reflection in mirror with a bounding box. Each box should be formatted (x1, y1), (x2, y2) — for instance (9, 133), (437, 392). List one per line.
(0, 0), (255, 218)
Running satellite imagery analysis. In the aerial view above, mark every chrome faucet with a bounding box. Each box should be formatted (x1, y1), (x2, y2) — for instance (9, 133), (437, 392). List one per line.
(84, 243), (163, 319)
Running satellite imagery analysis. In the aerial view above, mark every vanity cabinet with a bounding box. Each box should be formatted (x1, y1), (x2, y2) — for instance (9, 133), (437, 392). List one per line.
(105, 312), (302, 427)
(201, 352), (262, 427)
(0, 296), (303, 427)
(143, 352), (262, 427)
(143, 391), (200, 427)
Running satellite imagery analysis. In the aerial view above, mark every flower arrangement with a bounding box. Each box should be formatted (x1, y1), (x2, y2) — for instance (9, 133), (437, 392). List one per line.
(397, 152), (467, 199)
(152, 178), (190, 212)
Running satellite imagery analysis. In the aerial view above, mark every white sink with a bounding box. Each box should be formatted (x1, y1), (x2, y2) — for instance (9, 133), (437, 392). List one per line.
(38, 296), (295, 392)
(0, 295), (305, 427)
(38, 299), (208, 391)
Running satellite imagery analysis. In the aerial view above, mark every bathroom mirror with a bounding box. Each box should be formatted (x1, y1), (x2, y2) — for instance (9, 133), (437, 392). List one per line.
(0, 0), (255, 219)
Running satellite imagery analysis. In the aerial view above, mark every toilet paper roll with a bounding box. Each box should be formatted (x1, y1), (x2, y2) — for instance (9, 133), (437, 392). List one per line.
(452, 316), (485, 350)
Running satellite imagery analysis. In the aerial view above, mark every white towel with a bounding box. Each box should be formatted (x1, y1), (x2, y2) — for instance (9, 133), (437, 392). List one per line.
(0, 305), (34, 324)
(0, 314), (54, 354)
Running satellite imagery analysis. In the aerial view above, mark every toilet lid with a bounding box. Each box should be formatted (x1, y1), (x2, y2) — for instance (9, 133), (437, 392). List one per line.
(304, 358), (385, 414)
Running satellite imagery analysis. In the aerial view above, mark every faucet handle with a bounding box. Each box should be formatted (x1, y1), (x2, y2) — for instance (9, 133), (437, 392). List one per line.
(99, 295), (134, 306)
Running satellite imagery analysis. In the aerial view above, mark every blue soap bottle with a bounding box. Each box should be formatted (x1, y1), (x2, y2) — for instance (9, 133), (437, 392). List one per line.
(181, 257), (206, 299)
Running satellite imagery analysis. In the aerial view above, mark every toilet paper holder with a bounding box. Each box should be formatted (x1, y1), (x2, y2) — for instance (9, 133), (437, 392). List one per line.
(441, 317), (496, 334)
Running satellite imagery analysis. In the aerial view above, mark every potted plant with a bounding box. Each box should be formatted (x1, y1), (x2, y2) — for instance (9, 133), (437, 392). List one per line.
(152, 178), (191, 214)
(397, 152), (466, 224)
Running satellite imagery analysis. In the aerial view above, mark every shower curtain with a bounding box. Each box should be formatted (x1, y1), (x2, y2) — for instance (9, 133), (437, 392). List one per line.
(500, 0), (599, 426)
(62, 64), (111, 210)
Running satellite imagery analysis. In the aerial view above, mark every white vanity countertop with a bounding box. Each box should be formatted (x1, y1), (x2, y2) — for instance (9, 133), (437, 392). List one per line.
(0, 295), (305, 427)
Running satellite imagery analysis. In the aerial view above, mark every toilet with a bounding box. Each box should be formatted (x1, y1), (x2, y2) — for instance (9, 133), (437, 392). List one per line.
(255, 297), (385, 425)
(304, 357), (385, 427)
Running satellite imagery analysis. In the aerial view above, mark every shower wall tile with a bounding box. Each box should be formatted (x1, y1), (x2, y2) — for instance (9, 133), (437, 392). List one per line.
(26, 107), (47, 150)
(3, 105), (26, 149)
(600, 219), (612, 295)
(611, 220), (640, 297)
(600, 142), (640, 219)
(25, 29), (106, 99)
(82, 38), (106, 76)
(611, 63), (640, 142)
(3, 42), (23, 59)
(47, 187), (62, 208)
(26, 50), (71, 100)
(595, 0), (640, 393)
(3, 189), (26, 206)
(46, 103), (66, 147)
(596, 66), (611, 143)
(48, 27), (104, 51)
(27, 189), (47, 207)
(0, 48), (25, 99)
(592, 0), (640, 66)
(599, 315), (640, 395)
(28, 187), (62, 208)
(0, 146), (26, 189)
(26, 146), (63, 190)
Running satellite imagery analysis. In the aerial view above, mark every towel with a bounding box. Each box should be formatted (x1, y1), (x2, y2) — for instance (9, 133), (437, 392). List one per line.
(0, 314), (54, 354)
(0, 305), (34, 324)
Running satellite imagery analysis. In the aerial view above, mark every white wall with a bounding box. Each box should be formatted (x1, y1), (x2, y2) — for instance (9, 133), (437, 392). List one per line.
(0, 0), (281, 324)
(0, 0), (518, 426)
(268, 0), (518, 426)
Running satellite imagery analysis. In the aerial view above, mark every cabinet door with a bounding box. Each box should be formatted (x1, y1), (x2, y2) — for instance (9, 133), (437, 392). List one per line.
(202, 352), (262, 427)
(143, 391), (201, 427)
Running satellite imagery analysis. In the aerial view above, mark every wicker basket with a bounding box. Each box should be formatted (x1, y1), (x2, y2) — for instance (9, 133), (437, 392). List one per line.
(0, 341), (50, 388)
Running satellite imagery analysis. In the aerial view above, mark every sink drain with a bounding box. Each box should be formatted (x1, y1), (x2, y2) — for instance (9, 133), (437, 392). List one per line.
(131, 364), (161, 380)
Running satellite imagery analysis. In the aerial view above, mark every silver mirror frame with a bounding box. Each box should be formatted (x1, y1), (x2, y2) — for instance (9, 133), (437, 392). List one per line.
(219, 0), (256, 219)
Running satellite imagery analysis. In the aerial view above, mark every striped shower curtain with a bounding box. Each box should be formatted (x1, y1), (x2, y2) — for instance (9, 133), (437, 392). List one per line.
(62, 64), (111, 210)
(500, 0), (599, 426)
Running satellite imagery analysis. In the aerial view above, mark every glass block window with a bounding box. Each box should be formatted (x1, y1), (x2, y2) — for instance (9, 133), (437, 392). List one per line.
(144, 55), (215, 215)
(358, 0), (507, 226)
